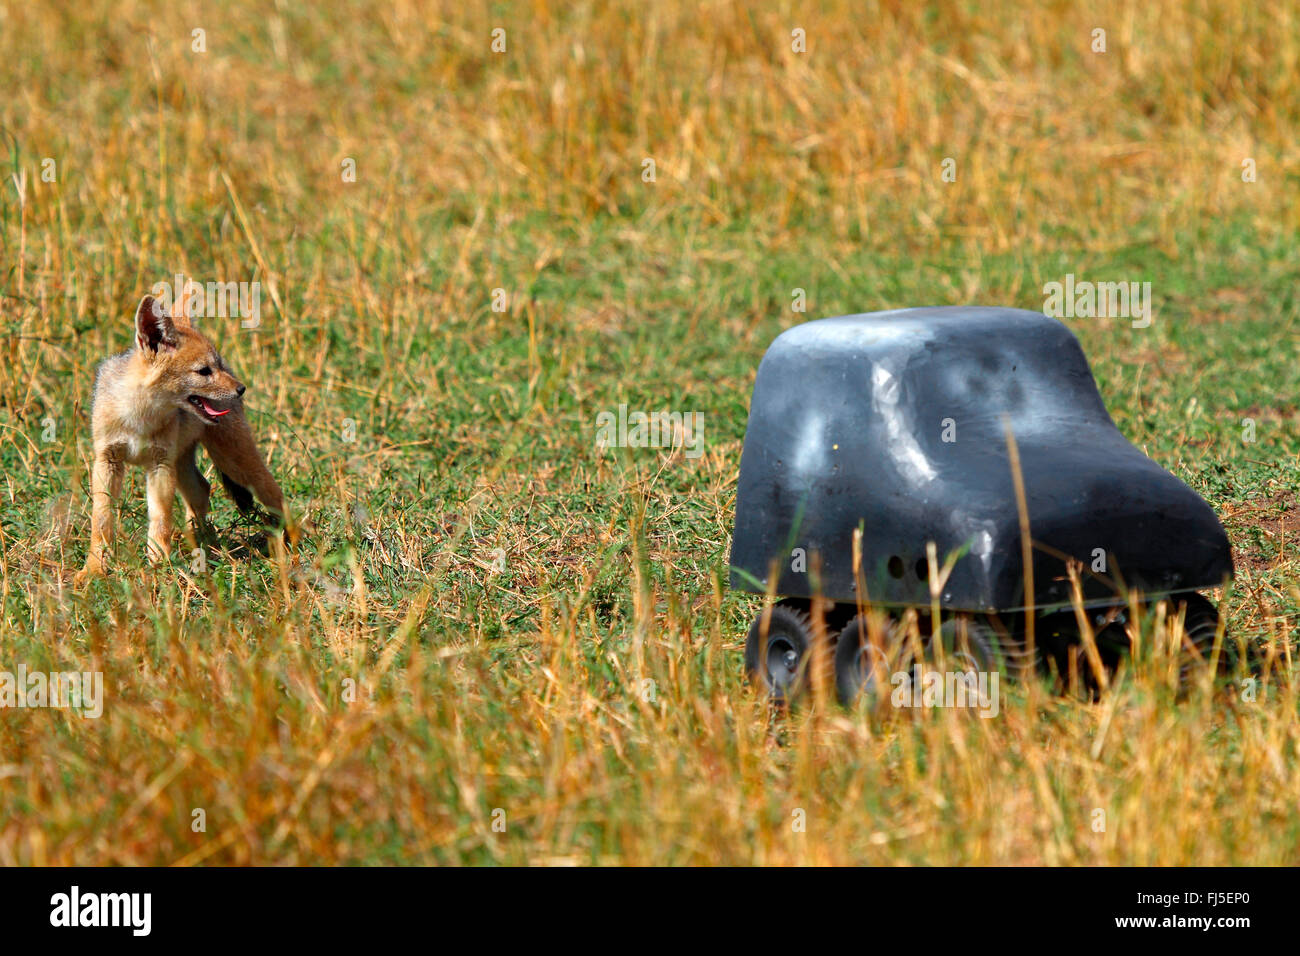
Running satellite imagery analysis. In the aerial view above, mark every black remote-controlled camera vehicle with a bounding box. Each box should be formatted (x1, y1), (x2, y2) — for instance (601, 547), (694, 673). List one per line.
(730, 307), (1234, 703)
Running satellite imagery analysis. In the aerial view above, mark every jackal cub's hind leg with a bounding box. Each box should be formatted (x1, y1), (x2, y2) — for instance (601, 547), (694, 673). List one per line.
(76, 453), (125, 584)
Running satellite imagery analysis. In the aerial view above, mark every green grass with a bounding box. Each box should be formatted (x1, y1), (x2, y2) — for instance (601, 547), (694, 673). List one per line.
(0, 0), (1298, 864)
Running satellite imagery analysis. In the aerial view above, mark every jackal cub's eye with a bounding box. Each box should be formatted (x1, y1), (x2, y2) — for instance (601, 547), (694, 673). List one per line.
(196, 366), (212, 376)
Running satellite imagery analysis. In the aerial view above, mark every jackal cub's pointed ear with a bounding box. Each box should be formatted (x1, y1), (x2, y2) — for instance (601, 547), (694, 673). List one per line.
(134, 295), (178, 354)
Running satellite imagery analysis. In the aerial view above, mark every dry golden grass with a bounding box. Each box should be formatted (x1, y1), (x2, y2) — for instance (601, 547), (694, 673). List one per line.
(0, 0), (1297, 864)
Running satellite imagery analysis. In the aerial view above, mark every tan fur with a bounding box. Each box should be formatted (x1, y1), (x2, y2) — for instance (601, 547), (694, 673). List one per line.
(75, 295), (286, 584)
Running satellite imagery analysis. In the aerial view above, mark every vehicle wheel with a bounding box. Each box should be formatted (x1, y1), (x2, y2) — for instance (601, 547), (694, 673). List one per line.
(745, 603), (815, 702)
(1169, 592), (1227, 677)
(1034, 607), (1126, 696)
(936, 615), (1003, 674)
(834, 613), (897, 706)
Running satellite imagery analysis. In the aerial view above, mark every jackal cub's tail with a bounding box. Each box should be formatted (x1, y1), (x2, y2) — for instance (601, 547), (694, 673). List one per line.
(217, 470), (258, 515)
(200, 405), (287, 531)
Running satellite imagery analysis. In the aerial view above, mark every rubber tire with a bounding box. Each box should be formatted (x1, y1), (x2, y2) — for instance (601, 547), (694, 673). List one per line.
(1036, 596), (1226, 694)
(744, 603), (815, 702)
(1034, 607), (1126, 697)
(835, 613), (1010, 706)
(833, 614), (895, 706)
(1169, 592), (1227, 678)
(936, 615), (1002, 675)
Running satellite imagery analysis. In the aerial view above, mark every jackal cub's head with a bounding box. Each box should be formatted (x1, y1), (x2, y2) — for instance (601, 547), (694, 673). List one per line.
(132, 295), (245, 424)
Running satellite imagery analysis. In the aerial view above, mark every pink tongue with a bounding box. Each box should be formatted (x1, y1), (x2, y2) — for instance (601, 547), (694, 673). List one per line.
(200, 400), (230, 418)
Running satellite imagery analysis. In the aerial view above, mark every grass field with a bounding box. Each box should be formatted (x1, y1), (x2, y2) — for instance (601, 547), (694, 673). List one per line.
(1, 0), (1298, 864)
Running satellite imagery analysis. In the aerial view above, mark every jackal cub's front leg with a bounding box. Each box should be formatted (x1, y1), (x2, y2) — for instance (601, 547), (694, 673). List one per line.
(76, 453), (125, 584)
(145, 461), (179, 564)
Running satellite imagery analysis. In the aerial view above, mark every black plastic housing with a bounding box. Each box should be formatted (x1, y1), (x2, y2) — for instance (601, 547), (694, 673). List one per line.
(729, 307), (1233, 612)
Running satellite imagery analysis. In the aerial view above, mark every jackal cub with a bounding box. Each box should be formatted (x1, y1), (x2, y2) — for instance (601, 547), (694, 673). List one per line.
(76, 295), (286, 583)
